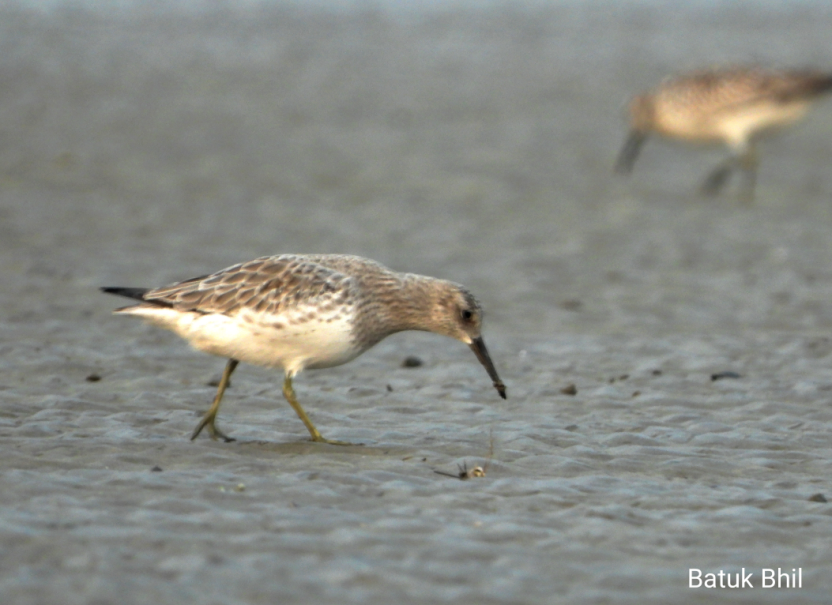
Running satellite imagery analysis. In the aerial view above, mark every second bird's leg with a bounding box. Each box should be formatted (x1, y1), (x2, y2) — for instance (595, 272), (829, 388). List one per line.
(737, 146), (759, 204)
(700, 157), (736, 197)
(191, 358), (239, 442)
(282, 375), (354, 446)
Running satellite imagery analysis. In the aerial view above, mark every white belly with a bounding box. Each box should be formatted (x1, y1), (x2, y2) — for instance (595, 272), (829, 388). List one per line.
(121, 306), (361, 375)
(658, 99), (810, 148)
(717, 101), (809, 148)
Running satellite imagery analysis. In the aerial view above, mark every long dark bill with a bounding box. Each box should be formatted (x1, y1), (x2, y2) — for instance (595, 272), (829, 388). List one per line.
(614, 130), (647, 174)
(469, 337), (507, 400)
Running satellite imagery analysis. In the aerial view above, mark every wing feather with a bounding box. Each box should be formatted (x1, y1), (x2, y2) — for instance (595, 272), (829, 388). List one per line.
(665, 68), (832, 115)
(142, 255), (354, 317)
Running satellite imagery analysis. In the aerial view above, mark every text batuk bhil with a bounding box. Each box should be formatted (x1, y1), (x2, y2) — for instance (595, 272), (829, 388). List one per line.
(689, 568), (802, 589)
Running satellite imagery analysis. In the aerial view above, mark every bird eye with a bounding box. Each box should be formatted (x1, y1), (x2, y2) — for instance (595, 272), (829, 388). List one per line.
(460, 309), (474, 322)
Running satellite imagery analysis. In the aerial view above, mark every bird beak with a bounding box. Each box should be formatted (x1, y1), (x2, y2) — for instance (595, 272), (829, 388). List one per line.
(614, 130), (646, 174)
(469, 337), (507, 399)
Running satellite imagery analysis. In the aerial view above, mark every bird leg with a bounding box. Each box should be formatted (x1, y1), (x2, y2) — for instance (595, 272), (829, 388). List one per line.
(282, 375), (354, 445)
(191, 358), (239, 442)
(737, 146), (758, 204)
(701, 145), (758, 202)
(700, 158), (735, 197)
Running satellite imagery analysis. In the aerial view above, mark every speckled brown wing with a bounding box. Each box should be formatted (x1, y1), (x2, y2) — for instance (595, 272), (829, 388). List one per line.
(679, 68), (832, 112)
(142, 255), (354, 317)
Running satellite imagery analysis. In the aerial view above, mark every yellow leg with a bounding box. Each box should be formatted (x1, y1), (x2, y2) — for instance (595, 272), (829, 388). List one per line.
(191, 358), (239, 442)
(282, 375), (354, 445)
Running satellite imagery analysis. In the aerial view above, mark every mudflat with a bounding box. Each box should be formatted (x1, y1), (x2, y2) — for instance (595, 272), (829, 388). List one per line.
(2, 2), (832, 603)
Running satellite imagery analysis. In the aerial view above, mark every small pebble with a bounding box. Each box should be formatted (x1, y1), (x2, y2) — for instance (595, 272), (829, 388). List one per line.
(558, 299), (583, 311)
(86, 373), (101, 382)
(711, 371), (742, 381)
(402, 356), (423, 368)
(808, 493), (827, 503)
(560, 384), (577, 396)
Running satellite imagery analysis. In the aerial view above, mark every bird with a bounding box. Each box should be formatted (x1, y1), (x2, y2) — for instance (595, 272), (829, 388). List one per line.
(615, 66), (832, 202)
(101, 254), (506, 444)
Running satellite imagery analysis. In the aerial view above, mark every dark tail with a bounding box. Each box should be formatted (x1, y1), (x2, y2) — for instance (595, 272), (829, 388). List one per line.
(778, 73), (832, 102)
(100, 287), (150, 302)
(805, 74), (832, 96)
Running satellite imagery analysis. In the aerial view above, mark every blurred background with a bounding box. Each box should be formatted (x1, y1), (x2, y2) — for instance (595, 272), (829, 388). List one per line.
(3, 0), (832, 342)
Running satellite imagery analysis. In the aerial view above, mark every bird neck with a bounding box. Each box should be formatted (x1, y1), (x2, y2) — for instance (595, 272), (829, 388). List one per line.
(353, 273), (448, 347)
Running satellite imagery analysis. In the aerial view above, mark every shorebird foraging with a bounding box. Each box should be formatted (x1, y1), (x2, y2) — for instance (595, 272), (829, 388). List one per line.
(615, 66), (832, 202)
(102, 254), (506, 444)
